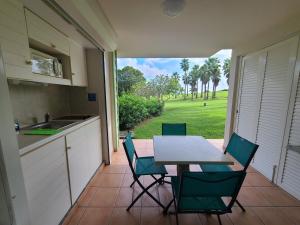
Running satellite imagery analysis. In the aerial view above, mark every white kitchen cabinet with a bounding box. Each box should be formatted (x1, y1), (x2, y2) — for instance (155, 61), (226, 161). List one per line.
(66, 125), (90, 203)
(69, 39), (88, 87)
(0, 0), (32, 78)
(66, 119), (102, 203)
(25, 8), (70, 56)
(21, 137), (71, 225)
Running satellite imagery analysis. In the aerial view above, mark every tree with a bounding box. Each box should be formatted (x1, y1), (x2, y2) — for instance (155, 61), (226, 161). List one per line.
(200, 64), (211, 100)
(223, 58), (231, 85)
(206, 57), (221, 98)
(198, 65), (206, 98)
(172, 71), (180, 81)
(180, 58), (190, 97)
(117, 66), (145, 95)
(152, 74), (170, 101)
(169, 72), (181, 98)
(188, 65), (199, 100)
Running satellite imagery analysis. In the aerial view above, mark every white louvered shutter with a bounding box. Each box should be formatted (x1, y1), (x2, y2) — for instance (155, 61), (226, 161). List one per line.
(235, 52), (265, 143)
(253, 37), (299, 180)
(280, 76), (300, 200)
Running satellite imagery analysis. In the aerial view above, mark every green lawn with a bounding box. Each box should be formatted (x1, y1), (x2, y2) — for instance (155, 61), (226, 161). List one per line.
(133, 90), (228, 139)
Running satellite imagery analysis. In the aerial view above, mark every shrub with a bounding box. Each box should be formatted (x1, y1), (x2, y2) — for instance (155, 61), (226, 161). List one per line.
(144, 99), (164, 117)
(119, 95), (164, 130)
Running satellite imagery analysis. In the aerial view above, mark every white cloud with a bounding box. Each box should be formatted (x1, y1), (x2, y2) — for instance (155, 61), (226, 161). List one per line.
(117, 49), (232, 90)
(117, 58), (168, 79)
(188, 58), (206, 66)
(117, 58), (138, 69)
(138, 64), (168, 79)
(142, 58), (177, 66)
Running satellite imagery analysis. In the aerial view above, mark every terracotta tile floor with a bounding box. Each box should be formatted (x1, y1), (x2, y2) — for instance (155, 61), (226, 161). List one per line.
(63, 139), (300, 225)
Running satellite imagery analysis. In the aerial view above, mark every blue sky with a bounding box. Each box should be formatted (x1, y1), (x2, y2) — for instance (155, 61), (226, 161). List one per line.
(117, 49), (232, 90)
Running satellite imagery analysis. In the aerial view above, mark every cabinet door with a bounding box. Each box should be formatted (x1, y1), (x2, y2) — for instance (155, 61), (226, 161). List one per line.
(0, 0), (32, 78)
(86, 119), (102, 177)
(70, 40), (88, 87)
(21, 137), (71, 225)
(25, 9), (70, 55)
(66, 126), (90, 204)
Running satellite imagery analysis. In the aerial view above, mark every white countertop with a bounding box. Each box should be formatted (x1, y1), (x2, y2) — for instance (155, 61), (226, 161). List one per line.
(18, 116), (100, 156)
(153, 135), (233, 165)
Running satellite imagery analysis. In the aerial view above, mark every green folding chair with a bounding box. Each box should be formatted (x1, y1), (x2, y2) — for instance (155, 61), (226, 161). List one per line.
(199, 132), (259, 211)
(123, 132), (167, 210)
(165, 171), (246, 225)
(162, 123), (187, 135)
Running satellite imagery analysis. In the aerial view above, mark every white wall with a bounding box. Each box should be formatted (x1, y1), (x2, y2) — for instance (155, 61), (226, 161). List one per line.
(8, 84), (71, 126)
(104, 52), (115, 158)
(223, 51), (241, 146)
(86, 49), (111, 163)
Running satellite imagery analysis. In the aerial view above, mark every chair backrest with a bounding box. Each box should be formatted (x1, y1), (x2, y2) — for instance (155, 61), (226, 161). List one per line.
(122, 132), (138, 166)
(179, 171), (246, 209)
(225, 132), (259, 170)
(162, 123), (186, 135)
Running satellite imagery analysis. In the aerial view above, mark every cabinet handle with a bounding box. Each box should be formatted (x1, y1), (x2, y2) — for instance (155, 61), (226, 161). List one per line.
(66, 146), (71, 150)
(50, 43), (56, 48)
(71, 72), (75, 76)
(25, 60), (32, 65)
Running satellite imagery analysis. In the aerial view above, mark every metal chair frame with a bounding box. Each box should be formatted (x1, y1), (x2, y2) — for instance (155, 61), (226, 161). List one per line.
(200, 132), (259, 211)
(123, 136), (167, 210)
(164, 171), (246, 225)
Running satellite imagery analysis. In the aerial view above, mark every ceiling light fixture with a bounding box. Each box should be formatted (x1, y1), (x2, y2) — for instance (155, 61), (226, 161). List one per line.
(161, 0), (186, 18)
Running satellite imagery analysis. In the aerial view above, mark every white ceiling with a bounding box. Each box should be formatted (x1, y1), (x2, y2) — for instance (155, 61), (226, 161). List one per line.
(98, 0), (300, 57)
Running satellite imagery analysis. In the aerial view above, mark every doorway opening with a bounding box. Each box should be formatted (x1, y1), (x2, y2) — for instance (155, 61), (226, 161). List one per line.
(117, 50), (232, 139)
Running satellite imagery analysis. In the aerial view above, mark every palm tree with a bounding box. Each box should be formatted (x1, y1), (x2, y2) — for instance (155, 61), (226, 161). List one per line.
(212, 77), (220, 98)
(223, 58), (231, 85)
(201, 64), (210, 100)
(209, 58), (221, 98)
(182, 74), (189, 98)
(205, 57), (221, 98)
(188, 65), (199, 100)
(180, 58), (190, 97)
(198, 65), (206, 98)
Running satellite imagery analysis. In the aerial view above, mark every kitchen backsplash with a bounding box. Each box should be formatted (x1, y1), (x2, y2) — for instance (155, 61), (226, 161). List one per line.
(8, 82), (71, 127)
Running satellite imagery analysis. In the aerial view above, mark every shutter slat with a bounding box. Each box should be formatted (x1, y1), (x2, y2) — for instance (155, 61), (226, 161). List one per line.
(236, 53), (262, 143)
(253, 37), (297, 180)
(281, 76), (300, 200)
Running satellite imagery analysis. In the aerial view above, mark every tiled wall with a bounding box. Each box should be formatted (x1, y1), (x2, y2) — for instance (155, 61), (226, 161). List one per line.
(8, 82), (71, 127)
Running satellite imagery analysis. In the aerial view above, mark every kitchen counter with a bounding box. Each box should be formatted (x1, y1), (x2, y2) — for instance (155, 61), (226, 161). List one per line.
(18, 115), (100, 156)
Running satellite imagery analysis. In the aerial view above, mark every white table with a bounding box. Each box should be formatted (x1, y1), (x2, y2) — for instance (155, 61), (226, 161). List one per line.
(153, 136), (234, 175)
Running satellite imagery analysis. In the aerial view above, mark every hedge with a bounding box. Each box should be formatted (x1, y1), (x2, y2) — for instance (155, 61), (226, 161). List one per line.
(119, 94), (164, 130)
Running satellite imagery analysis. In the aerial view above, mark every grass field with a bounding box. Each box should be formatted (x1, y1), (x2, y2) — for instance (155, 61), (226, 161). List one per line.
(133, 90), (228, 139)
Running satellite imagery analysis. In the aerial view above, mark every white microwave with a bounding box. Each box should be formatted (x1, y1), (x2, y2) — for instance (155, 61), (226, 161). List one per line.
(30, 49), (63, 78)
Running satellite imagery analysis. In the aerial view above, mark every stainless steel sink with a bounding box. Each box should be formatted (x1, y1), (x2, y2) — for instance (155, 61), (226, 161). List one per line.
(54, 115), (94, 120)
(23, 120), (78, 130)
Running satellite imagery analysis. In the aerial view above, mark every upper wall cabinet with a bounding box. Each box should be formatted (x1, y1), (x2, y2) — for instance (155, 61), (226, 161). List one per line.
(69, 39), (88, 87)
(0, 0), (32, 78)
(25, 9), (70, 56)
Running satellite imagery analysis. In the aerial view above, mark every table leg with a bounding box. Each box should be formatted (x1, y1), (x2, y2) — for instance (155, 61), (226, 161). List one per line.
(177, 164), (189, 177)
